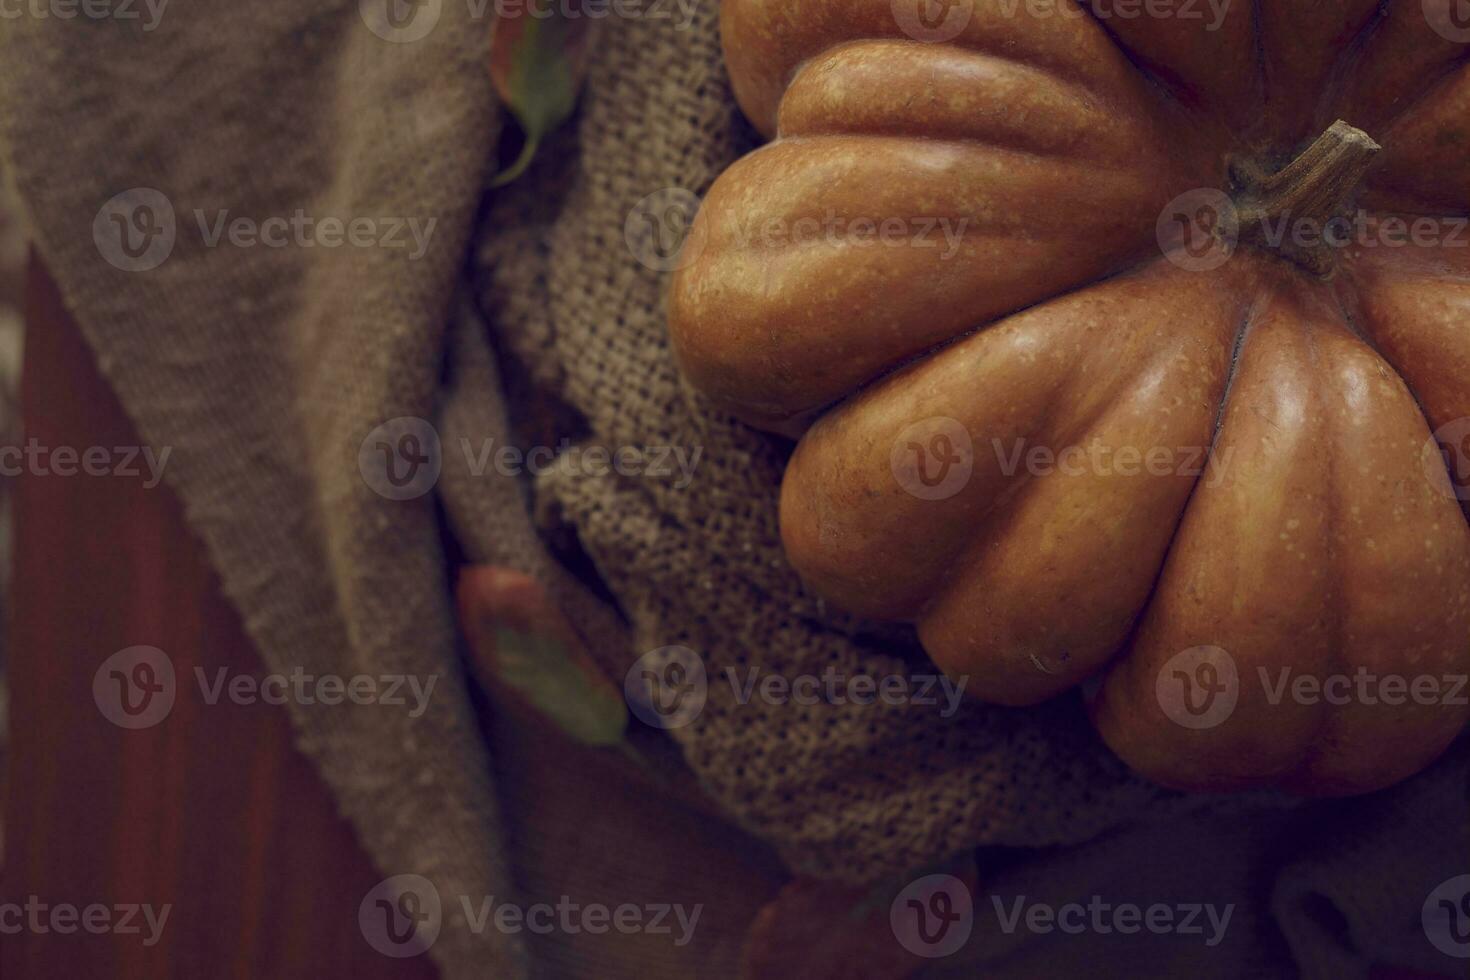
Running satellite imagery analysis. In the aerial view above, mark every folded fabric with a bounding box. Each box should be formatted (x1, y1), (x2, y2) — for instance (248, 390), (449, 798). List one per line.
(2, 2), (1463, 977)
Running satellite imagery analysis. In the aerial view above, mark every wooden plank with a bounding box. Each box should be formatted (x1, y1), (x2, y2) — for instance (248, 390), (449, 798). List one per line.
(0, 254), (439, 980)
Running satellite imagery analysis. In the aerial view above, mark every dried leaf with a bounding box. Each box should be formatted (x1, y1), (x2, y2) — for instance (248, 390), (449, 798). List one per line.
(491, 625), (629, 747)
(457, 566), (628, 747)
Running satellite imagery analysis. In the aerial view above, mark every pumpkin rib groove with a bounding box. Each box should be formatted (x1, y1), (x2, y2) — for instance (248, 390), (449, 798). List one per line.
(1067, 275), (1268, 713)
(1068, 0), (1262, 129)
(1295, 0), (1389, 140)
(792, 249), (1220, 441)
(1324, 264), (1449, 456)
(1030, 7), (1213, 121)
(1340, 245), (1470, 528)
(896, 263), (1249, 702)
(721, 0), (1138, 137)
(1359, 50), (1470, 139)
(1257, 0), (1386, 143)
(777, 41), (1131, 164)
(1381, 56), (1470, 123)
(1296, 301), (1468, 793)
(1204, 270), (1271, 461)
(687, 0), (1470, 796)
(1131, 274), (1275, 639)
(669, 139), (1176, 421)
(1362, 59), (1470, 212)
(916, 330), (1224, 700)
(1094, 281), (1470, 794)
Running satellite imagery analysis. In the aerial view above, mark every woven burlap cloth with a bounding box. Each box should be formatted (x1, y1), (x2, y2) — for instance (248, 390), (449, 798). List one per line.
(2, 2), (1465, 977)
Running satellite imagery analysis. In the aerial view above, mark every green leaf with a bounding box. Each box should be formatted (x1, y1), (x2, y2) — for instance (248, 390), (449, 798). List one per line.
(490, 626), (628, 747)
(487, 4), (596, 187)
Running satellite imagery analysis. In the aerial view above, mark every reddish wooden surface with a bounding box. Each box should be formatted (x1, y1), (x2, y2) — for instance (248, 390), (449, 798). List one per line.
(0, 256), (439, 979)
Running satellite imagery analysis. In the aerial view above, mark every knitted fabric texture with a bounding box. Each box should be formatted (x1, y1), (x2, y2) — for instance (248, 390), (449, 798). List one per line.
(1, 2), (1464, 978)
(476, 0), (1240, 880)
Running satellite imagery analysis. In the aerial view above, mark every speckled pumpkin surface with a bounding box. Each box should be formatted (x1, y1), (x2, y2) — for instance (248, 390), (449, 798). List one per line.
(670, 0), (1470, 795)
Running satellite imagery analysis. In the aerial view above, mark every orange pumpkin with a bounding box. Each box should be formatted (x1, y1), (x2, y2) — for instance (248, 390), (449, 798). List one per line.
(669, 0), (1470, 795)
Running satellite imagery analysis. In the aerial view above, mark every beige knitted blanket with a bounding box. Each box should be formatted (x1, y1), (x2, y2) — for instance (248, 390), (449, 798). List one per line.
(2, 1), (1464, 977)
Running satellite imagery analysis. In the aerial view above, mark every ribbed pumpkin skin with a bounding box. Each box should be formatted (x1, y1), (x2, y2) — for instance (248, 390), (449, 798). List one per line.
(669, 0), (1470, 796)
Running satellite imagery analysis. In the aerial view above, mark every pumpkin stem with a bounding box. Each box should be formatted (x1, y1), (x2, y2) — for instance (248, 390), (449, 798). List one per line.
(1234, 120), (1381, 277)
